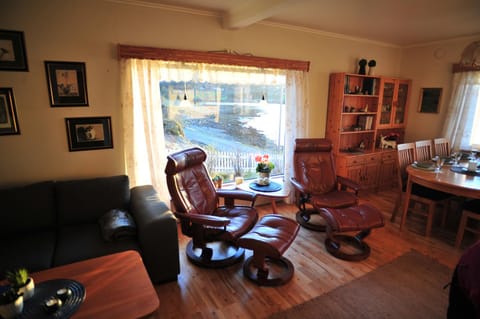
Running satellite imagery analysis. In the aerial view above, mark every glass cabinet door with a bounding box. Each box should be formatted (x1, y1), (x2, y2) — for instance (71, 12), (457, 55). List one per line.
(380, 80), (394, 126)
(394, 81), (409, 125)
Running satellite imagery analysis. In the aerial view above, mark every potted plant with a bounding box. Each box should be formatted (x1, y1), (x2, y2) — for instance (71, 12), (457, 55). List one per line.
(255, 154), (275, 185)
(0, 286), (24, 319)
(5, 268), (34, 300)
(212, 175), (223, 188)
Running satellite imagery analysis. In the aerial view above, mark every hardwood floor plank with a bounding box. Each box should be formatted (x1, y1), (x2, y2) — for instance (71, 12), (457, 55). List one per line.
(152, 189), (470, 318)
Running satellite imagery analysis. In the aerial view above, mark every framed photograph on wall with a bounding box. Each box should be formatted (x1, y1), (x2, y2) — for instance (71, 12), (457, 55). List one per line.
(0, 30), (28, 71)
(45, 61), (89, 107)
(0, 88), (21, 135)
(65, 117), (113, 151)
(418, 88), (443, 113)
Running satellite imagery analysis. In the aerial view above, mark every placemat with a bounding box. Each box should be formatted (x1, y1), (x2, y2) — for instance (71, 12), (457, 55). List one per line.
(19, 279), (85, 319)
(450, 166), (480, 176)
(249, 181), (282, 192)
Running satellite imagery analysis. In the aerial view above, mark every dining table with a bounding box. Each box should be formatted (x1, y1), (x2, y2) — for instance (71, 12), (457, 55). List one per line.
(400, 163), (480, 233)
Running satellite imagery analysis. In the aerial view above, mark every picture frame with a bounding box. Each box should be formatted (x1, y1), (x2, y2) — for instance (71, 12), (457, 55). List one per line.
(0, 30), (28, 71)
(65, 117), (113, 151)
(45, 61), (89, 107)
(0, 88), (21, 135)
(418, 88), (443, 113)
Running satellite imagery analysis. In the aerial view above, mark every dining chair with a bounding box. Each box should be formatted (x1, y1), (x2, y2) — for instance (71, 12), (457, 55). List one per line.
(392, 142), (451, 237)
(415, 139), (434, 162)
(455, 199), (480, 249)
(433, 137), (451, 157)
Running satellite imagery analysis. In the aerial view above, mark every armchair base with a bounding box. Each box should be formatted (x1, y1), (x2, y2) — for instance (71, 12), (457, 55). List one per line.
(242, 256), (294, 286)
(325, 233), (371, 261)
(296, 208), (327, 232)
(186, 240), (245, 268)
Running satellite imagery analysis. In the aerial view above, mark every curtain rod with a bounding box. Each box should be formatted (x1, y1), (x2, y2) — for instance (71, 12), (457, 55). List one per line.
(117, 44), (310, 72)
(452, 63), (480, 73)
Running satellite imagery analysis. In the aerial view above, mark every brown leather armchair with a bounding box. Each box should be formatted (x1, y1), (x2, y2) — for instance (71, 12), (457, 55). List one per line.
(290, 138), (360, 231)
(165, 147), (259, 268)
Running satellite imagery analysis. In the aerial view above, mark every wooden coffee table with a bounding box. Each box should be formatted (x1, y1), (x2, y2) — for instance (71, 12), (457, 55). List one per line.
(31, 250), (159, 319)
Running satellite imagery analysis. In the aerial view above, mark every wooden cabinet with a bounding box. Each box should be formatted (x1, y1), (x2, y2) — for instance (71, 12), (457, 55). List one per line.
(336, 153), (381, 191)
(326, 73), (411, 191)
(326, 73), (381, 154)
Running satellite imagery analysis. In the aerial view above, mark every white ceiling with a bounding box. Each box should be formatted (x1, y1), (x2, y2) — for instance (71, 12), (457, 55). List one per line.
(129, 0), (480, 47)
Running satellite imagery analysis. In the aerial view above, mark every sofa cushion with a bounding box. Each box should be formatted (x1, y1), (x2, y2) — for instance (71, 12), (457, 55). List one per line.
(56, 175), (130, 225)
(0, 181), (56, 236)
(98, 209), (137, 242)
(54, 224), (140, 267)
(0, 231), (56, 277)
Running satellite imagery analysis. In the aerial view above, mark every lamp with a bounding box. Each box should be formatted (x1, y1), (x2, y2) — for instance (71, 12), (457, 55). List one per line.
(180, 81), (191, 107)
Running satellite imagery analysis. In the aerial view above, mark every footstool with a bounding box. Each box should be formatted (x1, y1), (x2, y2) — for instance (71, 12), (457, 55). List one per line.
(318, 203), (385, 261)
(237, 214), (300, 286)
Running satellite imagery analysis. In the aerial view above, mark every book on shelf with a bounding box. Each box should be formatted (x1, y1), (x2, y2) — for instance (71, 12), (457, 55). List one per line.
(357, 115), (374, 130)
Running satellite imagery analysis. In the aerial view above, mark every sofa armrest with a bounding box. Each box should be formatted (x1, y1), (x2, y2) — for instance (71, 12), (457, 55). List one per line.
(130, 185), (180, 283)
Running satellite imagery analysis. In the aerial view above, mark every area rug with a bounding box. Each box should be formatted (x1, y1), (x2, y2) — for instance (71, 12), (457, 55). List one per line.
(269, 250), (453, 319)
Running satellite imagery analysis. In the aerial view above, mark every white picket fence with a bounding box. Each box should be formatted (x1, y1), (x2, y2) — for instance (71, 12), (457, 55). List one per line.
(205, 150), (284, 177)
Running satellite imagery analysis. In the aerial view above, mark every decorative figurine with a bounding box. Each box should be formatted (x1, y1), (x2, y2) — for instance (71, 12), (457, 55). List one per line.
(358, 59), (367, 75)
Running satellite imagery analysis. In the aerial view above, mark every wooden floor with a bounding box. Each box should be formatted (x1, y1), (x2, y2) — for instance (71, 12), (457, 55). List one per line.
(151, 189), (473, 319)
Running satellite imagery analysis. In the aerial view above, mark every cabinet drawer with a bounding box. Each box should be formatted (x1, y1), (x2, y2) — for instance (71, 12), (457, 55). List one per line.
(382, 151), (396, 161)
(345, 156), (366, 166)
(366, 154), (381, 163)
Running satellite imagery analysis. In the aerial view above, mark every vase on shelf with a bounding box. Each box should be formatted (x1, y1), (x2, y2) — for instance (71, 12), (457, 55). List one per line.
(257, 171), (271, 185)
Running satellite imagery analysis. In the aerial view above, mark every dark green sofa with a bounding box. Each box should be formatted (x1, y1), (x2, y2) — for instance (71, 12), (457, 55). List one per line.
(0, 175), (180, 284)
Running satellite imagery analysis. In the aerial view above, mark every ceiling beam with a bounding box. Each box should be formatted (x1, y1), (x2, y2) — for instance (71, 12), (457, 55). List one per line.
(222, 0), (291, 29)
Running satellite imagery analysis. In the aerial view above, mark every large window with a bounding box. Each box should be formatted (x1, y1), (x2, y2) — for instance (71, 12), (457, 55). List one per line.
(469, 93), (480, 149)
(161, 77), (286, 183)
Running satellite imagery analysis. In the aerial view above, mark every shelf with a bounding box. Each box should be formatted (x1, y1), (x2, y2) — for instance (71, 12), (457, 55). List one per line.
(340, 130), (375, 134)
(345, 94), (379, 98)
(342, 112), (377, 115)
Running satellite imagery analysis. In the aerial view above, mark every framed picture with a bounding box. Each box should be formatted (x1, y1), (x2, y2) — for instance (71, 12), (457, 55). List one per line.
(0, 88), (21, 135)
(418, 88), (443, 113)
(65, 117), (113, 151)
(45, 61), (89, 107)
(0, 30), (28, 71)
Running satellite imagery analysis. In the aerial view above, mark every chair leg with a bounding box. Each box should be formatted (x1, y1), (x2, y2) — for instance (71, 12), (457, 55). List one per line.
(391, 192), (403, 222)
(425, 203), (436, 237)
(455, 212), (469, 249)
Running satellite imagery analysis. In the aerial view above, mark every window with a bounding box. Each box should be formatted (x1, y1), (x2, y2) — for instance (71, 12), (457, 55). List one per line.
(469, 93), (480, 149)
(118, 45), (309, 202)
(160, 71), (286, 183)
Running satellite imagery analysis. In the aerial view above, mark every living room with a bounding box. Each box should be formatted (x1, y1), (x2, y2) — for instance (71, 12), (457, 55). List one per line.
(1, 0), (480, 318)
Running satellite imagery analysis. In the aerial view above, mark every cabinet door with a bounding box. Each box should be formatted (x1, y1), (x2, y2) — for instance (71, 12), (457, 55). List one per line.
(345, 165), (363, 185)
(379, 159), (397, 188)
(363, 162), (380, 190)
(379, 79), (395, 127)
(393, 80), (410, 127)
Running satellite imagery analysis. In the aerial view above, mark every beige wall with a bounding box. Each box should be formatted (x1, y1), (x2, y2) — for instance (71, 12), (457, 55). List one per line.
(0, 0), (474, 186)
(400, 36), (480, 143)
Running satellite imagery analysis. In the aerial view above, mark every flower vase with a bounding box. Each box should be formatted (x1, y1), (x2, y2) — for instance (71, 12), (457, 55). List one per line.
(257, 172), (271, 185)
(18, 277), (34, 300)
(0, 295), (23, 319)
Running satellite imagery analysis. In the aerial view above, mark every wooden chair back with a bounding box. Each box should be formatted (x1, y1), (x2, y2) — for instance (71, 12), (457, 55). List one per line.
(396, 142), (416, 189)
(434, 137), (450, 157)
(415, 139), (434, 162)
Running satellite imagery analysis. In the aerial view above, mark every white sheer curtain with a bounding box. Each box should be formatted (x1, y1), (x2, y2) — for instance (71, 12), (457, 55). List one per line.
(120, 59), (169, 201)
(284, 70), (309, 203)
(442, 71), (480, 151)
(120, 58), (309, 203)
